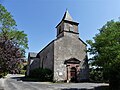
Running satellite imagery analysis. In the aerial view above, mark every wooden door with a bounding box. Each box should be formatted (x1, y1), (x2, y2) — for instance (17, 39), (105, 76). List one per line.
(70, 67), (77, 82)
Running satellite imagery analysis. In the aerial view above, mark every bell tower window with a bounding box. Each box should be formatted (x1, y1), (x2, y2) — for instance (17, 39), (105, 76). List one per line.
(69, 24), (74, 32)
(56, 10), (79, 38)
(59, 26), (62, 34)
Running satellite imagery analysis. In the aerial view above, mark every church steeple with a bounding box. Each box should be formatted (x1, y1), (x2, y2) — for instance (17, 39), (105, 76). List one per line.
(56, 10), (79, 39)
(62, 10), (74, 22)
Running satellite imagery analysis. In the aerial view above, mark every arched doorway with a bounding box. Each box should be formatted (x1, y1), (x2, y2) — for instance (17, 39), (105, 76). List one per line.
(70, 67), (77, 82)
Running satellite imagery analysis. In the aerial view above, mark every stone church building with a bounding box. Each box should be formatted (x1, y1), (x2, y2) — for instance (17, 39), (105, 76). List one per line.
(27, 10), (89, 82)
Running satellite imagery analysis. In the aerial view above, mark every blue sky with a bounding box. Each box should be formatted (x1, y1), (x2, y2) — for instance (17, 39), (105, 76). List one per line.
(1, 0), (120, 57)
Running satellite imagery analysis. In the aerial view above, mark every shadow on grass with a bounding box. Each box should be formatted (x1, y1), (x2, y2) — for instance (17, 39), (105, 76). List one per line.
(61, 86), (109, 90)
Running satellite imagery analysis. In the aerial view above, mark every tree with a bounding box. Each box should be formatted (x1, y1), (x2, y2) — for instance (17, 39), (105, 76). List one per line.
(0, 4), (28, 75)
(87, 20), (120, 90)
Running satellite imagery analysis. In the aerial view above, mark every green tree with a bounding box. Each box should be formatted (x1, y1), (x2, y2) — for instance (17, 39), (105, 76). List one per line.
(87, 20), (120, 90)
(0, 4), (28, 75)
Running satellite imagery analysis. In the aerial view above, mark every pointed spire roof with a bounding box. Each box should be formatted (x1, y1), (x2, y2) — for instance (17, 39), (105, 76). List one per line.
(62, 10), (74, 22)
(56, 10), (79, 28)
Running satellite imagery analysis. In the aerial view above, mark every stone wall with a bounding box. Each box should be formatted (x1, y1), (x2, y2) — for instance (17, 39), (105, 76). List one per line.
(29, 58), (40, 70)
(38, 41), (54, 71)
(54, 35), (89, 82)
(27, 58), (40, 76)
(64, 22), (78, 33)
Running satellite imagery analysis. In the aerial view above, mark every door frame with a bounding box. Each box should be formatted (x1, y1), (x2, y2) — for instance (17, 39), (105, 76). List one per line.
(64, 58), (80, 83)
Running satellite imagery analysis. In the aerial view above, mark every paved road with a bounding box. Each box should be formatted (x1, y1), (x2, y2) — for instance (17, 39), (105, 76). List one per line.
(2, 74), (109, 90)
(0, 78), (4, 90)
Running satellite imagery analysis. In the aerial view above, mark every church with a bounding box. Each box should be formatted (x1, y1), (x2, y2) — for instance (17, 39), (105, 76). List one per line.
(27, 10), (89, 82)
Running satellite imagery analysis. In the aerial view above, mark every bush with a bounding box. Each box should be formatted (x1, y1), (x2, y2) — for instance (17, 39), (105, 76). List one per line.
(20, 70), (26, 75)
(0, 72), (8, 78)
(89, 67), (104, 82)
(108, 60), (120, 90)
(29, 68), (53, 82)
(23, 65), (27, 70)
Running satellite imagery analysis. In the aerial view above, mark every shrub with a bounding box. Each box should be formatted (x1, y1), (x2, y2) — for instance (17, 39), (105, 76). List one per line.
(89, 67), (104, 82)
(0, 72), (8, 78)
(108, 60), (120, 90)
(20, 70), (26, 75)
(29, 68), (53, 82)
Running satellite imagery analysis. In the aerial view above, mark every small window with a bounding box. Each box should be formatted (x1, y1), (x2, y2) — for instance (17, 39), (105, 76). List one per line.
(69, 25), (74, 32)
(57, 26), (62, 35)
(58, 26), (62, 34)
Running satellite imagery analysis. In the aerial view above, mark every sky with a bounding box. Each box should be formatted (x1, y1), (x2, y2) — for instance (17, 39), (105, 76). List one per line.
(1, 0), (120, 57)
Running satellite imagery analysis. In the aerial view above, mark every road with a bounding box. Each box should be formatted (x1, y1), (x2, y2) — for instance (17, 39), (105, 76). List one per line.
(1, 74), (109, 90)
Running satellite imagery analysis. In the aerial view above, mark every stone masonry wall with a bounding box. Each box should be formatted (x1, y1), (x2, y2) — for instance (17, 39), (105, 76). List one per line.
(29, 58), (40, 70)
(27, 58), (40, 76)
(38, 41), (54, 71)
(54, 34), (89, 82)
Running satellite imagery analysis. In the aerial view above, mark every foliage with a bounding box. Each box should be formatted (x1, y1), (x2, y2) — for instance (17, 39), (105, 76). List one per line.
(108, 60), (120, 90)
(87, 20), (120, 89)
(0, 72), (7, 78)
(29, 68), (53, 82)
(20, 62), (27, 75)
(0, 4), (28, 74)
(89, 67), (104, 82)
(22, 64), (27, 70)
(20, 70), (26, 75)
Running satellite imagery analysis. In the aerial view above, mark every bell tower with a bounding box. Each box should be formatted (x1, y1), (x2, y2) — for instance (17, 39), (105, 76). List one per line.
(56, 10), (79, 39)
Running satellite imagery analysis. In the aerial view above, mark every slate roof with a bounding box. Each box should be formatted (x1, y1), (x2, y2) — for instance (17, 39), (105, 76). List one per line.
(56, 10), (79, 28)
(62, 10), (74, 22)
(28, 52), (37, 58)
